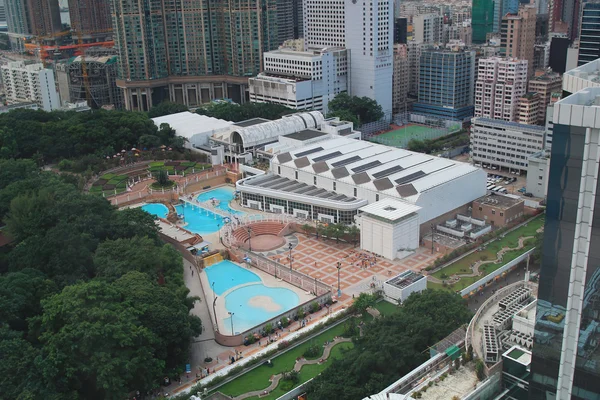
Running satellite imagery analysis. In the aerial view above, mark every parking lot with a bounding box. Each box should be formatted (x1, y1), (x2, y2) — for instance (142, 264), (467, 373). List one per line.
(484, 169), (529, 197)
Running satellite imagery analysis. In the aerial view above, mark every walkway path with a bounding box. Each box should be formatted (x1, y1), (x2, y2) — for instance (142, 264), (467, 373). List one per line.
(428, 235), (535, 285)
(234, 337), (352, 400)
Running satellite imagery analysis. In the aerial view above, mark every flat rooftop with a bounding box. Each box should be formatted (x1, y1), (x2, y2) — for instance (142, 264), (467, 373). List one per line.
(359, 198), (421, 222)
(386, 270), (425, 289)
(475, 193), (524, 209)
(284, 129), (328, 141)
(234, 118), (271, 127)
(503, 346), (532, 366)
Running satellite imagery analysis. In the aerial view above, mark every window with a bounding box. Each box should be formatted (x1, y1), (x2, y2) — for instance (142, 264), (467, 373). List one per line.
(295, 171), (298, 180)
(492, 210), (496, 215)
(376, 194), (379, 201)
(354, 187), (357, 197)
(479, 207), (482, 211)
(500, 212), (504, 217)
(278, 166), (281, 174)
(314, 176), (317, 185)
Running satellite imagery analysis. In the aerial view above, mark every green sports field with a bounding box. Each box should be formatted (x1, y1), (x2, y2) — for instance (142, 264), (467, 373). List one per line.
(378, 124), (433, 141)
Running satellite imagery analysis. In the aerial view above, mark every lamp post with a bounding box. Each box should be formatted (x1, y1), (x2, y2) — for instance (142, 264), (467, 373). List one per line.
(247, 227), (252, 252)
(212, 282), (219, 332)
(228, 312), (235, 335)
(337, 261), (341, 297)
(288, 242), (293, 271)
(431, 223), (435, 254)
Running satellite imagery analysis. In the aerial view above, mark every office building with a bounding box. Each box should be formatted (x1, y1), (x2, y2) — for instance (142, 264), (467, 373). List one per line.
(248, 48), (348, 114)
(0, 0), (6, 30)
(392, 44), (409, 113)
(413, 50), (475, 121)
(549, 0), (581, 40)
(563, 58), (600, 97)
(548, 35), (570, 73)
(67, 0), (112, 41)
(577, 1), (600, 67)
(533, 42), (551, 71)
(6, 0), (62, 49)
(303, 0), (393, 118)
(394, 17), (408, 44)
(472, 0), (495, 43)
(525, 150), (550, 198)
(276, 0), (302, 44)
(470, 117), (545, 172)
(1, 61), (60, 111)
(501, 6), (536, 77)
(413, 13), (443, 44)
(474, 57), (528, 122)
(529, 87), (600, 399)
(495, 0), (520, 32)
(528, 70), (562, 123)
(111, 0), (278, 111)
(518, 92), (542, 125)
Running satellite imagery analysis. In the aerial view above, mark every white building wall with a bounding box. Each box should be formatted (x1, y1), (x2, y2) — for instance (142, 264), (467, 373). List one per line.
(359, 213), (419, 260)
(413, 14), (442, 44)
(1, 61), (60, 111)
(526, 153), (550, 198)
(344, 0), (393, 119)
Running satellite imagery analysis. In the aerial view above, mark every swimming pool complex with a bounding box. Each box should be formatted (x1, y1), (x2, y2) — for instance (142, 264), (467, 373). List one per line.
(141, 187), (245, 234)
(204, 260), (300, 333)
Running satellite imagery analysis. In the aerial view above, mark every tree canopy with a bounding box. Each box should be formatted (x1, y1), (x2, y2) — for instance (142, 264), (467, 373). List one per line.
(196, 101), (294, 122)
(0, 109), (180, 166)
(327, 93), (384, 126)
(306, 290), (471, 400)
(0, 159), (201, 399)
(148, 101), (189, 118)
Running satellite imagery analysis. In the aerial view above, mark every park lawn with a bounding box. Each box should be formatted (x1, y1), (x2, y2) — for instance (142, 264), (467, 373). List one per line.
(373, 300), (400, 316)
(431, 215), (544, 281)
(216, 322), (348, 397)
(100, 173), (116, 180)
(243, 342), (354, 400)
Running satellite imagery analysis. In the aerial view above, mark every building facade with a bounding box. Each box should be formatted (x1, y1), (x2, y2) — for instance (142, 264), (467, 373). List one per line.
(111, 0), (278, 111)
(518, 92), (542, 125)
(1, 61), (60, 111)
(413, 50), (475, 121)
(501, 6), (537, 77)
(68, 0), (112, 41)
(472, 0), (495, 43)
(303, 0), (393, 119)
(248, 48), (348, 114)
(525, 150), (549, 198)
(470, 117), (545, 172)
(529, 87), (600, 400)
(577, 0), (600, 67)
(474, 57), (528, 122)
(6, 0), (62, 49)
(392, 43), (409, 113)
(472, 194), (525, 227)
(413, 13), (443, 44)
(528, 70), (562, 124)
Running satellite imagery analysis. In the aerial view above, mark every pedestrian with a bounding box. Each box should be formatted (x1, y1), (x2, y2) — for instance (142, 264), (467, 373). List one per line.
(192, 270), (194, 276)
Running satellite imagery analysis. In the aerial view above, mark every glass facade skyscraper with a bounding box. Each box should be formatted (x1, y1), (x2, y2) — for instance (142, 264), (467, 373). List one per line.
(529, 87), (600, 400)
(578, 1), (600, 67)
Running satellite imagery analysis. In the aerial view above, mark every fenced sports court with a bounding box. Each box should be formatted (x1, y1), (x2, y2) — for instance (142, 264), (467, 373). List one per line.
(364, 113), (462, 149)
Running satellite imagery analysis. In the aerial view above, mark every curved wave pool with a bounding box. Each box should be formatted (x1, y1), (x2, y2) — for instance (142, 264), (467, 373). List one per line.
(197, 187), (244, 215)
(141, 203), (169, 219)
(204, 260), (261, 295)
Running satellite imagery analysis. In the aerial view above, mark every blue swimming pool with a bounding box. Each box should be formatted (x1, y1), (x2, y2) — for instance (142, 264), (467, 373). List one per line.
(197, 187), (243, 216)
(141, 203), (169, 219)
(224, 284), (300, 333)
(174, 203), (225, 235)
(205, 260), (300, 334)
(204, 260), (261, 295)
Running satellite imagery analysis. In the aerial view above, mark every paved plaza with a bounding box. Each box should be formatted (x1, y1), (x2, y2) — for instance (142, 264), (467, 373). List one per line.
(267, 233), (442, 299)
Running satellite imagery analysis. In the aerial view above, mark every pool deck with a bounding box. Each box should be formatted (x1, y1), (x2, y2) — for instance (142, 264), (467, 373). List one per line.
(199, 260), (315, 334)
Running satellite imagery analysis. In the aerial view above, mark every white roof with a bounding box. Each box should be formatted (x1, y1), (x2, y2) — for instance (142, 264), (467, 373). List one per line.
(359, 198), (421, 221)
(151, 111), (233, 139)
(230, 111), (325, 148)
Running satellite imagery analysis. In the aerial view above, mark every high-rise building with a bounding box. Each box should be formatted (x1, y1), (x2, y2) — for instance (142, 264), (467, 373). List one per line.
(407, 40), (422, 96)
(413, 50), (475, 121)
(276, 0), (295, 45)
(248, 48), (348, 114)
(494, 0), (520, 32)
(392, 43), (409, 113)
(413, 13), (443, 44)
(527, 70), (562, 123)
(0, 0), (7, 29)
(518, 92), (542, 124)
(292, 0), (303, 39)
(303, 0), (393, 118)
(501, 5), (537, 76)
(6, 0), (62, 49)
(577, 1), (600, 67)
(68, 0), (112, 41)
(394, 18), (408, 44)
(1, 61), (60, 111)
(529, 86), (600, 400)
(111, 0), (278, 111)
(549, 0), (580, 39)
(474, 57), (528, 122)
(472, 0), (495, 43)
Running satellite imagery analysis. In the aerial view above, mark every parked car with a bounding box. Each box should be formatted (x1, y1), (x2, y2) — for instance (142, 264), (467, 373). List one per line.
(524, 192), (534, 197)
(518, 187), (527, 193)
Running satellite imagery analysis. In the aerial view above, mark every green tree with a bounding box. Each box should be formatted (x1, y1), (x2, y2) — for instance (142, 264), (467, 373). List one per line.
(531, 230), (543, 264)
(327, 93), (384, 125)
(301, 223), (315, 236)
(352, 292), (377, 315)
(155, 169), (172, 187)
(347, 225), (360, 246)
(196, 102), (293, 122)
(148, 101), (189, 118)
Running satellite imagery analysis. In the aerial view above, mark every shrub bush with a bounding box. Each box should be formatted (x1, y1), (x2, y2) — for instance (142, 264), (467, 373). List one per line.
(281, 316), (290, 328)
(283, 370), (300, 383)
(277, 340), (290, 350)
(303, 342), (321, 358)
(309, 301), (320, 313)
(204, 357), (213, 363)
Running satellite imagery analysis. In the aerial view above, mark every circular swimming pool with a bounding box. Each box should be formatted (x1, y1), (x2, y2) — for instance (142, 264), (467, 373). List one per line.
(141, 203), (169, 219)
